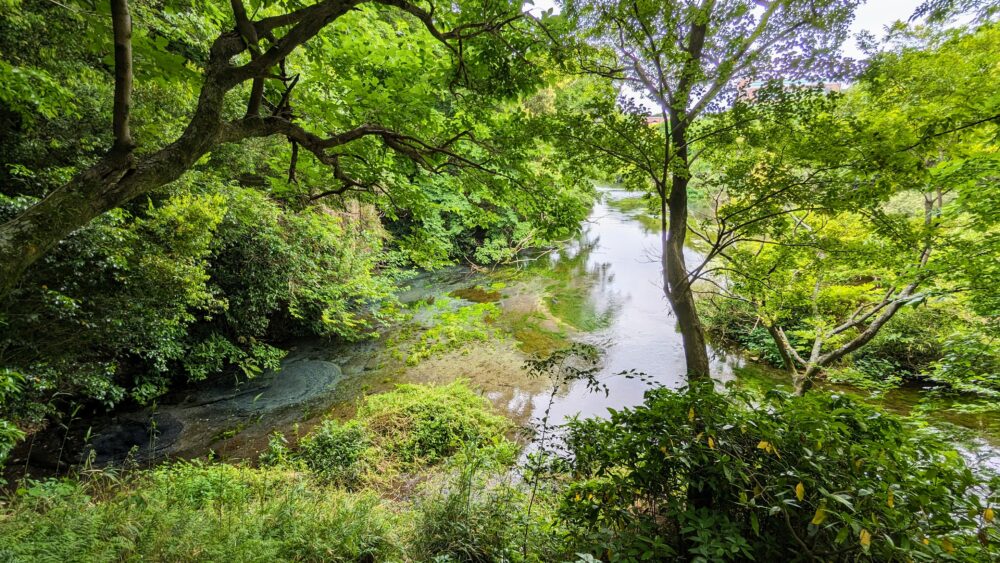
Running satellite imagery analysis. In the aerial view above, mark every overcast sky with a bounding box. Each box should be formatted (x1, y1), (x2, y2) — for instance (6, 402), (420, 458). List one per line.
(844, 0), (925, 57)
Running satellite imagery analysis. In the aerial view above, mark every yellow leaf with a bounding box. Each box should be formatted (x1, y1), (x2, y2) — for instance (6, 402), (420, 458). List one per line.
(942, 537), (954, 554)
(859, 529), (871, 549)
(574, 493), (581, 502)
(708, 436), (715, 449)
(887, 489), (894, 509)
(688, 407), (695, 422)
(795, 482), (805, 501)
(985, 507), (995, 523)
(810, 506), (827, 525)
(757, 440), (770, 450)
(695, 432), (703, 442)
(659, 446), (667, 454)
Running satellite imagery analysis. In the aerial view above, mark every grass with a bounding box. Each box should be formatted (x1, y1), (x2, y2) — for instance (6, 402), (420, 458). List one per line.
(358, 381), (514, 467)
(0, 463), (404, 562)
(5, 381), (994, 562)
(260, 380), (517, 493)
(0, 382), (560, 562)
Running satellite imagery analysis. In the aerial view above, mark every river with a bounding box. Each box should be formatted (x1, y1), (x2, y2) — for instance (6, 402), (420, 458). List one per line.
(12, 187), (999, 476)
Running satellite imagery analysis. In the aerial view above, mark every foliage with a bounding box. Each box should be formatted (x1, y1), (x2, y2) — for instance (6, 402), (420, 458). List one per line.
(262, 381), (516, 489)
(0, 183), (398, 424)
(560, 383), (1000, 561)
(701, 297), (786, 367)
(296, 419), (370, 486)
(929, 330), (1000, 398)
(0, 462), (404, 562)
(0, 0), (596, 444)
(411, 445), (562, 562)
(6, 381), (1000, 562)
(697, 21), (1000, 393)
(0, 369), (25, 471)
(357, 380), (512, 466)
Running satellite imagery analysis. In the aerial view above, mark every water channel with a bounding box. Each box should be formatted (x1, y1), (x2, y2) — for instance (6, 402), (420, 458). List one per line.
(15, 187), (999, 476)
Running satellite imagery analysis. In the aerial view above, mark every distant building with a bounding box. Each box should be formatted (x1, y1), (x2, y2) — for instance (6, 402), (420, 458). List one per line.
(645, 115), (665, 125)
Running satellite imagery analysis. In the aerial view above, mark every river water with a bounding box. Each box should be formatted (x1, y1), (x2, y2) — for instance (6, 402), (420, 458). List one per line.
(15, 188), (998, 476)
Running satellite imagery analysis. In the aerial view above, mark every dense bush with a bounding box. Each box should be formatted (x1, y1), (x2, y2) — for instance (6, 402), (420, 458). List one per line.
(357, 380), (514, 465)
(0, 184), (397, 425)
(297, 420), (370, 486)
(701, 294), (1000, 395)
(701, 297), (787, 366)
(5, 381), (1000, 561)
(411, 447), (562, 563)
(560, 383), (1000, 561)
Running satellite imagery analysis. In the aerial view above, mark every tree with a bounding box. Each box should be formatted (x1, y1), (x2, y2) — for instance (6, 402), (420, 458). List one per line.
(698, 21), (1000, 394)
(0, 0), (543, 296)
(0, 0), (600, 429)
(559, 0), (858, 379)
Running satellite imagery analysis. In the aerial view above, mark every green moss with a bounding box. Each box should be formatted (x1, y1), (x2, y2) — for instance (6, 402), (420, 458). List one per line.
(544, 290), (609, 332)
(509, 317), (571, 356)
(387, 297), (499, 366)
(449, 285), (502, 303)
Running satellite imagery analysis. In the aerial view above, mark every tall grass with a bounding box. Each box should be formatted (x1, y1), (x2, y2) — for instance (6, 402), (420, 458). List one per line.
(0, 462), (403, 562)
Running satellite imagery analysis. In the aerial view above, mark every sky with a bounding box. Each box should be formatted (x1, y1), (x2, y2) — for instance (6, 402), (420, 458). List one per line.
(844, 0), (926, 57)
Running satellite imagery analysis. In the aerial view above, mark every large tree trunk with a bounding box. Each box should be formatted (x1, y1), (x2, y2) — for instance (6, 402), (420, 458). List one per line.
(662, 116), (711, 381)
(0, 140), (215, 295)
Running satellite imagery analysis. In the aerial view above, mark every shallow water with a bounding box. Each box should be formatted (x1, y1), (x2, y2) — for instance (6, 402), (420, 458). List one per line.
(546, 188), (1000, 469)
(17, 187), (999, 476)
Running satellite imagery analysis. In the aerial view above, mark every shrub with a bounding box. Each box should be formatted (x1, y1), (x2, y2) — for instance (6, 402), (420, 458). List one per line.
(261, 381), (517, 490)
(297, 420), (369, 486)
(357, 381), (512, 465)
(560, 383), (1000, 561)
(700, 297), (788, 367)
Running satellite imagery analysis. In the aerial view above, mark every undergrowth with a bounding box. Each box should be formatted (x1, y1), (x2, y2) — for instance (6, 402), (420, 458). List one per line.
(3, 382), (998, 562)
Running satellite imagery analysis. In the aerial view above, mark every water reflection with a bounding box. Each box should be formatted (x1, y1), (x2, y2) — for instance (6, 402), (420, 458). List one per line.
(529, 187), (1000, 472)
(524, 188), (739, 422)
(57, 187), (997, 473)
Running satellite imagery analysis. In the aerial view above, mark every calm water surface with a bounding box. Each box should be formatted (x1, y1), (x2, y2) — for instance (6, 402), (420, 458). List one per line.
(22, 187), (997, 476)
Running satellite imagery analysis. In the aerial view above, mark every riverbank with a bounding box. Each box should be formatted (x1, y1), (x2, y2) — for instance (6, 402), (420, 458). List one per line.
(8, 187), (1000, 481)
(4, 378), (997, 561)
